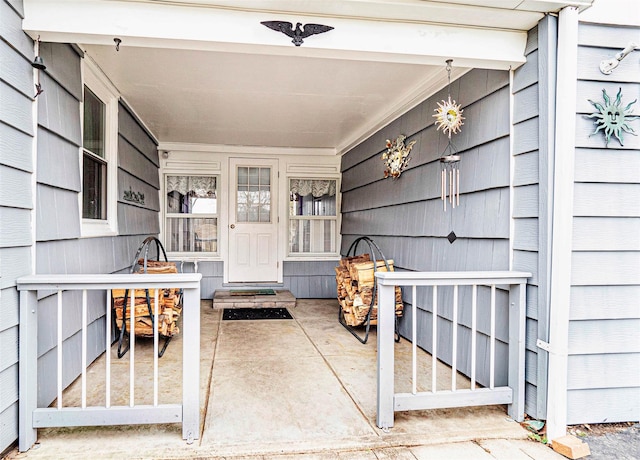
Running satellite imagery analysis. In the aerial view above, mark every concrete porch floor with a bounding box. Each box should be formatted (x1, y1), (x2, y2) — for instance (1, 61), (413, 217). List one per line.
(8, 299), (564, 459)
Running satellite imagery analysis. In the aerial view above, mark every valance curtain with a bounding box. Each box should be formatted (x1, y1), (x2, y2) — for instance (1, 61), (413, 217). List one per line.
(167, 176), (216, 197)
(289, 179), (336, 198)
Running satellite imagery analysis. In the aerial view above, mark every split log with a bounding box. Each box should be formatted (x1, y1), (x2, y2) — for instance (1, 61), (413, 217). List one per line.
(336, 254), (403, 327)
(112, 261), (182, 338)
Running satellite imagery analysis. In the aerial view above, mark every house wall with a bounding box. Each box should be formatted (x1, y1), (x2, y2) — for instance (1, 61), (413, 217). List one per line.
(565, 20), (640, 424)
(511, 18), (557, 420)
(159, 150), (340, 299)
(0, 0), (33, 453)
(180, 260), (336, 300)
(34, 43), (161, 407)
(340, 68), (512, 388)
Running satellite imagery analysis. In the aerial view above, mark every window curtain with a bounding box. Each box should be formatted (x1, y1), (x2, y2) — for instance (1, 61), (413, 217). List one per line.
(167, 176), (216, 197)
(289, 179), (336, 197)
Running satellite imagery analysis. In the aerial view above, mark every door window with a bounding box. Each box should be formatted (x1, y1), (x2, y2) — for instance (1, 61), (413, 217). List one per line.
(236, 166), (271, 223)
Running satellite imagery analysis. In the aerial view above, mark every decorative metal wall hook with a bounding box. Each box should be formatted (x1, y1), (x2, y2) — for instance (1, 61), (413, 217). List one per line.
(32, 35), (45, 97)
(114, 37), (122, 52)
(600, 41), (638, 74)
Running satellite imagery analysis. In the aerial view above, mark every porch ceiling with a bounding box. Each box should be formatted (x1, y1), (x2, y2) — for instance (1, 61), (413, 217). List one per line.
(22, 0), (593, 154)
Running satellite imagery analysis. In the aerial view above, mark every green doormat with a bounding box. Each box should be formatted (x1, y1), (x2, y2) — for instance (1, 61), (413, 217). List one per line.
(229, 289), (276, 296)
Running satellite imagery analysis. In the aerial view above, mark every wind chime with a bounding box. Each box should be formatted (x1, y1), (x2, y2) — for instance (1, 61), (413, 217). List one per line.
(433, 59), (464, 242)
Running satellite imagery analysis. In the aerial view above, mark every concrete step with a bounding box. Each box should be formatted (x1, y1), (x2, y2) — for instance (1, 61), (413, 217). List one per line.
(213, 289), (296, 310)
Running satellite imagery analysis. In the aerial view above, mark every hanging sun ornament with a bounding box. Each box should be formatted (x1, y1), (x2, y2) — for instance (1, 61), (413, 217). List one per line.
(587, 87), (639, 146)
(434, 59), (464, 244)
(382, 134), (416, 179)
(433, 96), (464, 138)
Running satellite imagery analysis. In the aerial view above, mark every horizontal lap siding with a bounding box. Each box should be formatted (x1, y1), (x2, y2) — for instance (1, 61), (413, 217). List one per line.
(117, 102), (160, 236)
(180, 261), (223, 299)
(0, 0), (32, 452)
(565, 21), (640, 424)
(32, 45), (161, 415)
(283, 261), (338, 298)
(341, 68), (511, 390)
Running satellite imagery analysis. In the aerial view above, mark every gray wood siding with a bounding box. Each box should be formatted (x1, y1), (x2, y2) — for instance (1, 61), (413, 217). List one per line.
(117, 102), (160, 236)
(26, 43), (162, 428)
(512, 16), (562, 420)
(341, 68), (511, 390)
(0, 0), (32, 452)
(563, 21), (640, 424)
(180, 261), (223, 300)
(283, 261), (338, 298)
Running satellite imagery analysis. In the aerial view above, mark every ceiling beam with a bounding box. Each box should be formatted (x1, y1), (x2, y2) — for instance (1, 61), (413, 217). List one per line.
(23, 0), (528, 70)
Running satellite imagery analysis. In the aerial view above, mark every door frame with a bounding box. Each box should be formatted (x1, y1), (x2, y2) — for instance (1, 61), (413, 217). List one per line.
(226, 157), (280, 283)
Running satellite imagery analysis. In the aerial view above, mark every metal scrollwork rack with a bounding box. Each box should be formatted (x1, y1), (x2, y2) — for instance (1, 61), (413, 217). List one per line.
(338, 236), (401, 344)
(115, 236), (182, 358)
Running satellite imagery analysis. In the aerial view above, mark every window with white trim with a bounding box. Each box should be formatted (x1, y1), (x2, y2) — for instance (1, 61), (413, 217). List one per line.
(288, 178), (337, 254)
(165, 175), (219, 254)
(81, 60), (118, 236)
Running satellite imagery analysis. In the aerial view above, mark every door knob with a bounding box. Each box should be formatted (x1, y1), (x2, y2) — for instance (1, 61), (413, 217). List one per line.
(230, 224), (235, 229)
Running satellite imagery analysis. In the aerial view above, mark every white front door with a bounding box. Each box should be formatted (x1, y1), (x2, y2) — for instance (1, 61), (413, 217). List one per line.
(228, 158), (279, 282)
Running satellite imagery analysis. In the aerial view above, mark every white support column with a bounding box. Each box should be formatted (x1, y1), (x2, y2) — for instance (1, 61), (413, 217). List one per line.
(508, 282), (527, 422)
(182, 283), (201, 441)
(376, 281), (396, 430)
(19, 290), (38, 451)
(546, 5), (578, 443)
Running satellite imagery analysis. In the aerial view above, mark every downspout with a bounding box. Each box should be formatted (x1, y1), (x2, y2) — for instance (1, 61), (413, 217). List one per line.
(30, 39), (40, 275)
(546, 5), (578, 443)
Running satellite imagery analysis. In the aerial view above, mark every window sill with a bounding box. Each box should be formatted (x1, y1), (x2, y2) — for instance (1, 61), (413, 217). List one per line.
(81, 220), (118, 238)
(285, 255), (342, 262)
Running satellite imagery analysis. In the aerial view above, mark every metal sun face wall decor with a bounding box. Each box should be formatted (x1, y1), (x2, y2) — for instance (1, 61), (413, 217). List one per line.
(587, 87), (639, 147)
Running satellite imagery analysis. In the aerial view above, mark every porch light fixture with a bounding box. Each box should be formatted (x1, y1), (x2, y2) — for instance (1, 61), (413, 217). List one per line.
(114, 38), (121, 52)
(31, 35), (46, 98)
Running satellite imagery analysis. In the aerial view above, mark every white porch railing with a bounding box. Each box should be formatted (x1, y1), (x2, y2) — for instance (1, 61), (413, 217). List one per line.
(375, 271), (531, 430)
(16, 273), (202, 452)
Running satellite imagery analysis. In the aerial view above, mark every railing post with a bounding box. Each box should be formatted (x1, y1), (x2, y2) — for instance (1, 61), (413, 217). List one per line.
(508, 281), (527, 421)
(19, 290), (38, 451)
(181, 283), (201, 441)
(376, 280), (396, 430)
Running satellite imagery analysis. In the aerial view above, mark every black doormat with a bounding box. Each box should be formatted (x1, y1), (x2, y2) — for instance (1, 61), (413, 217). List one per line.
(229, 289), (276, 296)
(222, 307), (293, 321)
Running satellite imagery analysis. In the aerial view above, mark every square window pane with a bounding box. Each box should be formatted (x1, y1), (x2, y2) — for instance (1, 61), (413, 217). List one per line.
(166, 175), (217, 214)
(260, 167), (270, 185)
(248, 167), (259, 186)
(289, 218), (335, 253)
(83, 153), (106, 219)
(237, 167), (248, 185)
(166, 217), (217, 253)
(289, 179), (337, 217)
(83, 87), (105, 158)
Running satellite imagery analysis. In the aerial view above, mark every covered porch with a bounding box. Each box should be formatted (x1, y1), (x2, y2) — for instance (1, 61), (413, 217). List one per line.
(16, 299), (536, 459)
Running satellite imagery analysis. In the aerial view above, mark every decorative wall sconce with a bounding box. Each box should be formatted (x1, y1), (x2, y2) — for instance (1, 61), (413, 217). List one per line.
(114, 38), (122, 52)
(587, 87), (639, 146)
(31, 35), (46, 98)
(382, 134), (416, 179)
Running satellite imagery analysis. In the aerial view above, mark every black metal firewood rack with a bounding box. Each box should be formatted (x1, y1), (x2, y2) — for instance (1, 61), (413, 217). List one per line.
(115, 236), (181, 358)
(338, 236), (401, 344)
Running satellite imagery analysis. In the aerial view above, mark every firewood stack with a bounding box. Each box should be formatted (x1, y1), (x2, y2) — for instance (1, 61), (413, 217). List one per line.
(335, 254), (403, 327)
(112, 260), (182, 338)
